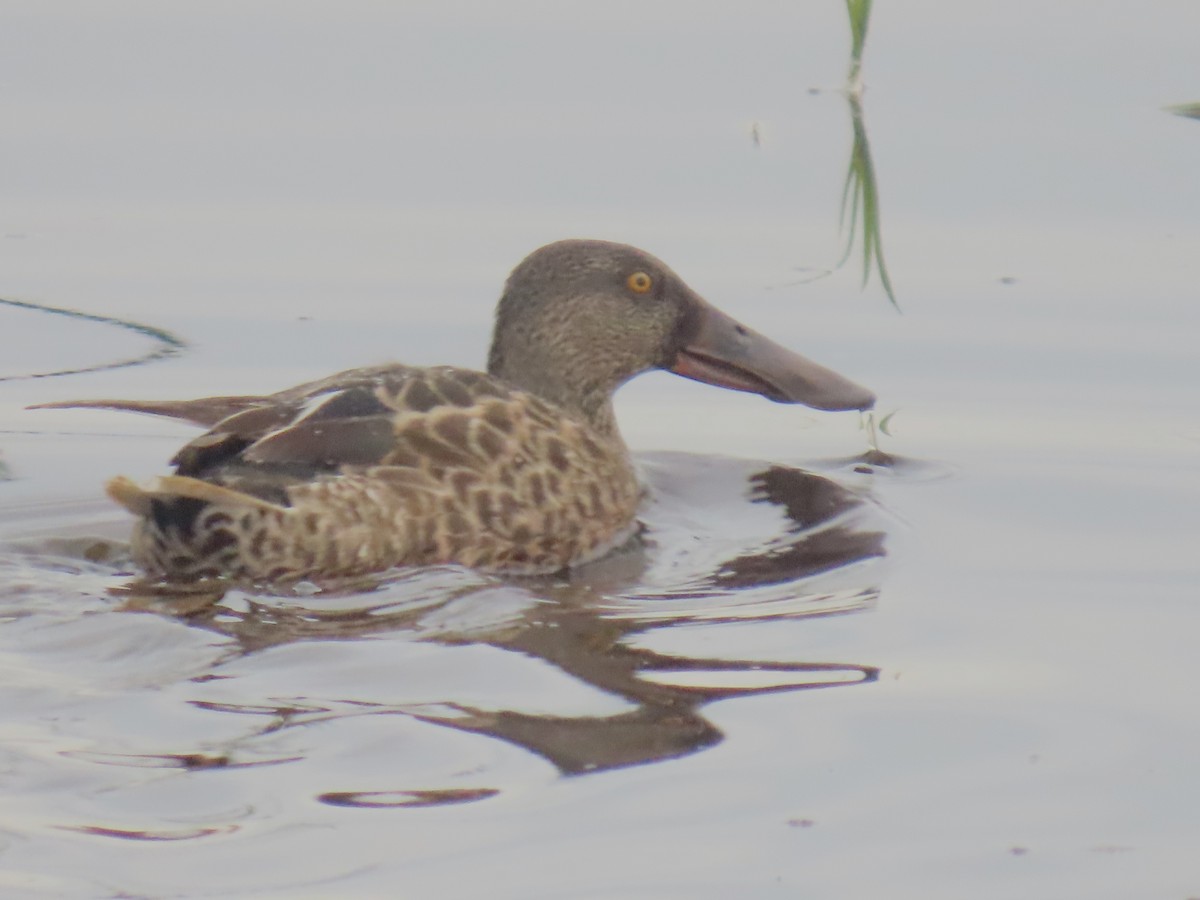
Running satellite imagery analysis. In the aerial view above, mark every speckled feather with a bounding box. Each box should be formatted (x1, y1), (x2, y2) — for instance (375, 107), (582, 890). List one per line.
(112, 364), (643, 580)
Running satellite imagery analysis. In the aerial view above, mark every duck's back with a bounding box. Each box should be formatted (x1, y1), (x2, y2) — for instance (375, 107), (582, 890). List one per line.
(113, 364), (642, 581)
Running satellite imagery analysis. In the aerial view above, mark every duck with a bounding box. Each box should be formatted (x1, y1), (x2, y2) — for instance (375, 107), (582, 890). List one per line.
(32, 239), (874, 583)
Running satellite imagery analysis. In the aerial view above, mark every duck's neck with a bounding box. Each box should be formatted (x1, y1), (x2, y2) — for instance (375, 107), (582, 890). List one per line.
(487, 337), (622, 440)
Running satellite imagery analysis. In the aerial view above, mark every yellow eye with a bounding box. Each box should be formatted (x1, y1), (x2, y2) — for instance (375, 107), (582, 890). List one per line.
(627, 271), (653, 294)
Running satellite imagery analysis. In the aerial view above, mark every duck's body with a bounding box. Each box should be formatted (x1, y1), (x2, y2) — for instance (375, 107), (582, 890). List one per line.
(102, 364), (643, 580)
(34, 240), (874, 583)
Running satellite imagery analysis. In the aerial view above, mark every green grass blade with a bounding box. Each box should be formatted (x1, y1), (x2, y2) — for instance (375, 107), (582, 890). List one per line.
(834, 94), (898, 309)
(1166, 102), (1200, 120)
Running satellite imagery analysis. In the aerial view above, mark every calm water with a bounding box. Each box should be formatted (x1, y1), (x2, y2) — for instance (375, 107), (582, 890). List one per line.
(2, 2), (1199, 898)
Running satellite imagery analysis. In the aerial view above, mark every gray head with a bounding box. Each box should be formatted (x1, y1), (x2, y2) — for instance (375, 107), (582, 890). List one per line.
(487, 239), (874, 434)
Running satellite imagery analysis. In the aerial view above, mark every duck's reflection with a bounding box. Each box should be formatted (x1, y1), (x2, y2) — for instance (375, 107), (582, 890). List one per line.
(714, 465), (885, 588)
(418, 620), (877, 775)
(118, 458), (885, 781)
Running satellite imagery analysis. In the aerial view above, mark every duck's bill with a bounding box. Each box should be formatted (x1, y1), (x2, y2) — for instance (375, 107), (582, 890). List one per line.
(670, 300), (875, 412)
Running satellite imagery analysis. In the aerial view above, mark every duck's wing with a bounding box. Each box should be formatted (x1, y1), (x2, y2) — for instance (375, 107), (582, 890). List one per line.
(166, 364), (522, 501)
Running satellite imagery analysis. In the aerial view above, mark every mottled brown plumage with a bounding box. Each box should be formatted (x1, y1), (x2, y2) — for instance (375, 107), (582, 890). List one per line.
(32, 239), (874, 582)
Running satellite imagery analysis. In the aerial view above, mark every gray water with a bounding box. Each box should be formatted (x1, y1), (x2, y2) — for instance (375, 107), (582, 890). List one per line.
(1, 2), (1198, 898)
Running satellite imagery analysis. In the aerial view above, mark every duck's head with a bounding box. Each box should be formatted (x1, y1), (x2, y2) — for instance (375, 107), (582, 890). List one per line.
(487, 240), (875, 433)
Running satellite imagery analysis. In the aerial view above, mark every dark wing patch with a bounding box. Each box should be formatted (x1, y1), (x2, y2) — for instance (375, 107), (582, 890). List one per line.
(244, 415), (397, 467)
(170, 404), (300, 470)
(172, 432), (255, 476)
(160, 364), (534, 504)
(237, 387), (399, 467)
(298, 386), (393, 420)
(402, 379), (441, 413)
(437, 378), (474, 408)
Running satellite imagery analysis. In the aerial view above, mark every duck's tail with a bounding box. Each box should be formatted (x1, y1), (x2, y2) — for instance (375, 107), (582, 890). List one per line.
(106, 475), (286, 517)
(29, 396), (265, 428)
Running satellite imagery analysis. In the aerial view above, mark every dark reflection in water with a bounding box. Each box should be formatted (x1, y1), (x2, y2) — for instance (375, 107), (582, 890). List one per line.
(713, 465), (885, 588)
(109, 454), (886, 783)
(320, 788), (500, 809)
(59, 824), (237, 842)
(0, 296), (185, 382)
(63, 749), (301, 770)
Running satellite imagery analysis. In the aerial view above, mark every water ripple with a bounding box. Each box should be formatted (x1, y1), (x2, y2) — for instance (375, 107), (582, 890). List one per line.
(0, 451), (891, 791)
(0, 296), (184, 382)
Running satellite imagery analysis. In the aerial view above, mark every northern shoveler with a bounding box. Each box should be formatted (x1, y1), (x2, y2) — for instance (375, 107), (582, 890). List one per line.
(32, 239), (874, 582)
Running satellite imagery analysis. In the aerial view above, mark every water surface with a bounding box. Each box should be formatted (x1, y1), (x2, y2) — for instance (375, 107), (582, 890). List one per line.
(1, 2), (1198, 898)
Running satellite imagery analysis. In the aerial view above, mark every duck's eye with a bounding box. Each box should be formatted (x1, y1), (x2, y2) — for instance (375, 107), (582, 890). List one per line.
(627, 271), (653, 294)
